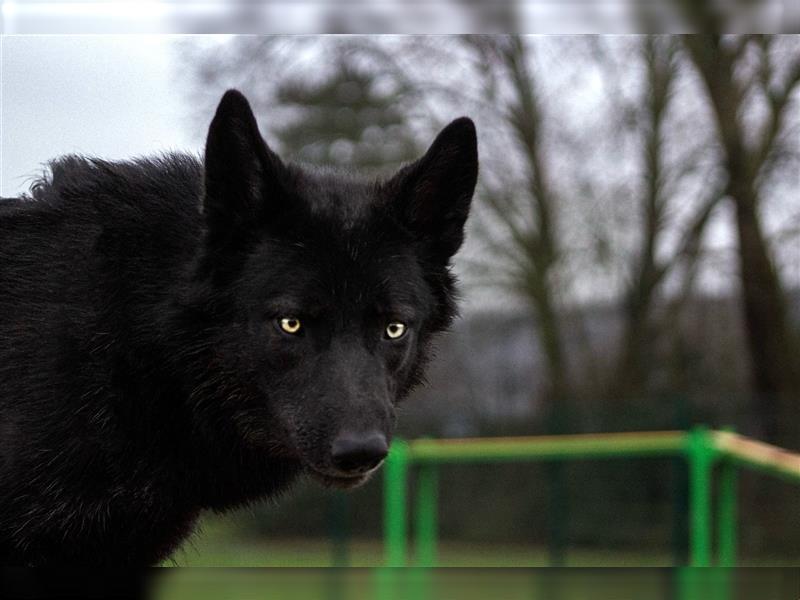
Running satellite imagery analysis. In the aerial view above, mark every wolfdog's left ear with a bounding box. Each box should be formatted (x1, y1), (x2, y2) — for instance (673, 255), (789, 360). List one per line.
(389, 118), (478, 262)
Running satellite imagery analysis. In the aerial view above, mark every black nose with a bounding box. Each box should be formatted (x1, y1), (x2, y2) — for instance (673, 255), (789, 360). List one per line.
(331, 431), (389, 473)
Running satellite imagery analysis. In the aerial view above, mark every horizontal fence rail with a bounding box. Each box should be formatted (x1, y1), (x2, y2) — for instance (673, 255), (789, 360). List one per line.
(405, 430), (687, 463)
(712, 430), (800, 483)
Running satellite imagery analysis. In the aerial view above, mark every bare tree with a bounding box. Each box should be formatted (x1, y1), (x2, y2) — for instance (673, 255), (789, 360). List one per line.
(465, 36), (572, 425)
(610, 36), (725, 398)
(678, 33), (800, 444)
(461, 36), (728, 413)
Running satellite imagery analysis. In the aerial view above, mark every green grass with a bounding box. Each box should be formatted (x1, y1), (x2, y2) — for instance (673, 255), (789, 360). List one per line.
(151, 514), (800, 600)
(162, 514), (799, 568)
(151, 569), (800, 600)
(167, 537), (678, 568)
(151, 569), (676, 600)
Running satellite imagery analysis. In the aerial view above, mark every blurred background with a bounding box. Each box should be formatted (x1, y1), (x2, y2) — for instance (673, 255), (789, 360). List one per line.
(2, 24), (800, 573)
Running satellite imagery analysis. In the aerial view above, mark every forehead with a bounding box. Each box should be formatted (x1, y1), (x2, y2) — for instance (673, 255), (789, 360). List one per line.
(251, 229), (428, 318)
(244, 171), (430, 316)
(292, 167), (383, 228)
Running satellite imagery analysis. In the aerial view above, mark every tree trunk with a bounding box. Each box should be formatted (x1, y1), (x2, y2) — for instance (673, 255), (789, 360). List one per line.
(531, 284), (569, 410)
(732, 179), (800, 443)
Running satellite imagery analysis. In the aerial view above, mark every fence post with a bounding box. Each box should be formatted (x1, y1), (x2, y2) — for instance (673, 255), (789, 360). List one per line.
(328, 492), (350, 567)
(415, 463), (438, 567)
(672, 394), (690, 566)
(717, 456), (737, 567)
(384, 439), (410, 567)
(687, 426), (714, 567)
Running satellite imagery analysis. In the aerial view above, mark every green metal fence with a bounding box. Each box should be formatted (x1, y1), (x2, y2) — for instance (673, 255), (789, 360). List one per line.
(382, 426), (800, 568)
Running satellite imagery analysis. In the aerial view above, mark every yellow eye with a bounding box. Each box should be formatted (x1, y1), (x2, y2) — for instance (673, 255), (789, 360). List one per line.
(385, 322), (407, 340)
(279, 317), (302, 335)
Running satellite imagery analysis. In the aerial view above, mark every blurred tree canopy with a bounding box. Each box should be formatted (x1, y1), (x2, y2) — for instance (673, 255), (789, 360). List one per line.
(180, 37), (425, 173)
(274, 57), (419, 170)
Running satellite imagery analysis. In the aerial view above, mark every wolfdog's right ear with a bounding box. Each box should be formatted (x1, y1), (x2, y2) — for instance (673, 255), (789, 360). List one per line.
(203, 89), (285, 241)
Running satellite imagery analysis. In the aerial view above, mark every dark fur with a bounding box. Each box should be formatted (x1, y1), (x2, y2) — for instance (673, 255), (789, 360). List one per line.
(0, 90), (478, 565)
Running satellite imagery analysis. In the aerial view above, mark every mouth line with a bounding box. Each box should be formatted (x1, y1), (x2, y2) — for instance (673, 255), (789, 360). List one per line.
(307, 464), (382, 489)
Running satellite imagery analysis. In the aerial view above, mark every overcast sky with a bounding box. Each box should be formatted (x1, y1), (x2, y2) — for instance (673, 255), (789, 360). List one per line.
(1, 35), (195, 197)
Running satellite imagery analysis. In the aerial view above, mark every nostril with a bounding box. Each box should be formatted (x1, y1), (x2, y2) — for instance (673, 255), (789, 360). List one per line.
(331, 431), (389, 473)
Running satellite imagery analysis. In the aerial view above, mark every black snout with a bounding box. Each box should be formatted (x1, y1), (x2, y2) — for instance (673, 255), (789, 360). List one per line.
(331, 431), (389, 474)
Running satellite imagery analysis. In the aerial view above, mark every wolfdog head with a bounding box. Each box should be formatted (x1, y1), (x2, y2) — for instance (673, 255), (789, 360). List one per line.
(188, 90), (478, 488)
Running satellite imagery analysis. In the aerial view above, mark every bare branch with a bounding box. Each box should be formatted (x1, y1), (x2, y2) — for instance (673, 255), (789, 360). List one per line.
(657, 184), (726, 284)
(752, 52), (800, 178)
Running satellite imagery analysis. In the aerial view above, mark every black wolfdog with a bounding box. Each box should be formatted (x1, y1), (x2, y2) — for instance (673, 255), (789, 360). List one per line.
(0, 90), (478, 565)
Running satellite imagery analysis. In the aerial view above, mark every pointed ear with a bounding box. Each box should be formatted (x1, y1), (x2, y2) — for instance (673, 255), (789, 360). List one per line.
(203, 89), (285, 239)
(389, 118), (478, 262)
